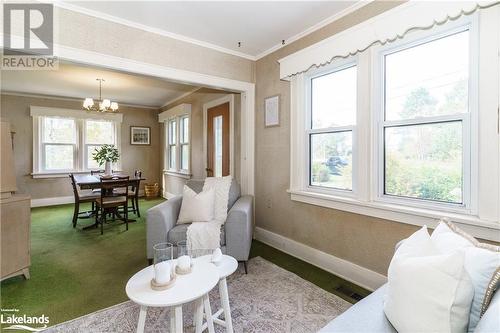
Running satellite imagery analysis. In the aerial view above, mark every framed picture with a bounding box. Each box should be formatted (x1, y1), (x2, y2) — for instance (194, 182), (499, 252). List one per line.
(130, 126), (151, 145)
(264, 94), (280, 127)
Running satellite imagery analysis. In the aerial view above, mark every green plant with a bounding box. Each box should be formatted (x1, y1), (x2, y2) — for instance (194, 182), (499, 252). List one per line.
(92, 144), (119, 166)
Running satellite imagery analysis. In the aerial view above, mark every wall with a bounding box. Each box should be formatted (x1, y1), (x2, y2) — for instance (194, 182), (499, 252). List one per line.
(54, 7), (255, 83)
(254, 1), (416, 276)
(160, 88), (241, 196)
(0, 94), (161, 200)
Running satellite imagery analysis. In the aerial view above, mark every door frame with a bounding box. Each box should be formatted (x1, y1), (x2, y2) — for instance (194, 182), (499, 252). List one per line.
(203, 94), (235, 177)
(1, 37), (255, 196)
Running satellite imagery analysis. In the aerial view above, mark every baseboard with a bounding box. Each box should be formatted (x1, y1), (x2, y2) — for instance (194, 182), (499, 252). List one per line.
(31, 190), (146, 208)
(254, 227), (387, 291)
(162, 191), (177, 199)
(31, 196), (74, 208)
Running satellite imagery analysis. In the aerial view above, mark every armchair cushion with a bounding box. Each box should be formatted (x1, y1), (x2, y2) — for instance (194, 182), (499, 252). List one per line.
(167, 223), (226, 246)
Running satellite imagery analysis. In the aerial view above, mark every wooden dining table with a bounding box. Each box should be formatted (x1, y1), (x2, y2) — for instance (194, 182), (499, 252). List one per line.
(73, 173), (146, 227)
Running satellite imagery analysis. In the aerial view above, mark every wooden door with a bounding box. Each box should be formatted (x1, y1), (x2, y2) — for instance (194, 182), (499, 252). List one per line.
(206, 102), (230, 177)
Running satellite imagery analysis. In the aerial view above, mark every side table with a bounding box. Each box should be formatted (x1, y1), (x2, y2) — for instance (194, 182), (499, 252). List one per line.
(195, 254), (238, 333)
(126, 261), (219, 333)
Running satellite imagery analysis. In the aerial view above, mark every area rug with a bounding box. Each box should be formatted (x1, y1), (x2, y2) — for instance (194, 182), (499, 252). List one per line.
(45, 257), (351, 332)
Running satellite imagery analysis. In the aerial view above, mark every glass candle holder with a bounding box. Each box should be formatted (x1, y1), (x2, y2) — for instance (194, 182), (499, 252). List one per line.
(176, 241), (192, 274)
(153, 242), (174, 286)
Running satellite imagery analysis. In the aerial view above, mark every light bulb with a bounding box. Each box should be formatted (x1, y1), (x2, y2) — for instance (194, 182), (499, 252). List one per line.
(110, 102), (118, 111)
(83, 98), (94, 109)
(102, 99), (111, 109)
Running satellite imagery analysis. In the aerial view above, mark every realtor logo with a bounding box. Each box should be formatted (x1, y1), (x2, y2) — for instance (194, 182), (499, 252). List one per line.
(2, 3), (57, 70)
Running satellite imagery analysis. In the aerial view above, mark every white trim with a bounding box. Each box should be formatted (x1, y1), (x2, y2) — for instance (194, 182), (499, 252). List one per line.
(254, 227), (387, 291)
(31, 195), (74, 208)
(161, 88), (202, 108)
(162, 190), (178, 200)
(158, 103), (192, 123)
(163, 170), (192, 180)
(289, 190), (500, 242)
(203, 94), (235, 177)
(1, 91), (159, 110)
(254, 1), (374, 60)
(30, 106), (123, 122)
(51, 0), (256, 61)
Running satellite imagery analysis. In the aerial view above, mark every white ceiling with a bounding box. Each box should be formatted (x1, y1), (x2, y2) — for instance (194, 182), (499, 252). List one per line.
(1, 62), (199, 108)
(58, 1), (360, 59)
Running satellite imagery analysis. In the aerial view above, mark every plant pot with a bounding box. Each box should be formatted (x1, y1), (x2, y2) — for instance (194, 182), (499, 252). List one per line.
(104, 161), (112, 176)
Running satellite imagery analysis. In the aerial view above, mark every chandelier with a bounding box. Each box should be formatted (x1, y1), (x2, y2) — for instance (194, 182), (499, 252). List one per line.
(83, 78), (119, 112)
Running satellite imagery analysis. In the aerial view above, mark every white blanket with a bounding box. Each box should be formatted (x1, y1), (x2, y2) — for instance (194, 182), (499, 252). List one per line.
(186, 176), (232, 251)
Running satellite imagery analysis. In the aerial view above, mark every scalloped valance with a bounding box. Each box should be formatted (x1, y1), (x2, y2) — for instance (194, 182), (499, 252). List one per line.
(278, 1), (499, 80)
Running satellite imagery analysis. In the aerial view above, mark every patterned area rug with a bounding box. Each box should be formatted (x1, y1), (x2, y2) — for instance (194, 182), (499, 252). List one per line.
(45, 257), (351, 333)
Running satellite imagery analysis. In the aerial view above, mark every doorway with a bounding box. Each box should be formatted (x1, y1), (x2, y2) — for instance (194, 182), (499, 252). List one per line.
(203, 95), (234, 178)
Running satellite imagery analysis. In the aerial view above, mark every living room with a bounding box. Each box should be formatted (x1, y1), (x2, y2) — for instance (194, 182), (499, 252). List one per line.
(1, 1), (499, 333)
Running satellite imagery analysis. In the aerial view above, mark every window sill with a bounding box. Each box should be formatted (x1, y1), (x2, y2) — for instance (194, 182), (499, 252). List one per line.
(288, 189), (500, 242)
(163, 170), (192, 180)
(31, 171), (89, 179)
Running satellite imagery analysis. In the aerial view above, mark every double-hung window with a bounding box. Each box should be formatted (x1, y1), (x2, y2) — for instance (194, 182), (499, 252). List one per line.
(166, 113), (190, 174)
(31, 107), (122, 176)
(380, 27), (472, 210)
(307, 63), (357, 192)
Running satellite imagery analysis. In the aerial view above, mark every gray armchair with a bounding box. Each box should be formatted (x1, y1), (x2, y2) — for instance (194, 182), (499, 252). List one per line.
(146, 179), (253, 272)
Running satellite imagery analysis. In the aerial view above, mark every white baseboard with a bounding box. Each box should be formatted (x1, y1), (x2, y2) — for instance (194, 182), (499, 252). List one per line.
(31, 189), (146, 208)
(31, 196), (74, 208)
(162, 191), (177, 199)
(254, 227), (387, 291)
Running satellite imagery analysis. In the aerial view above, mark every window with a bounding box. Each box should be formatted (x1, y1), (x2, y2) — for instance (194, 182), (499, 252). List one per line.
(308, 64), (357, 191)
(381, 29), (470, 206)
(166, 114), (190, 173)
(31, 107), (121, 175)
(41, 117), (77, 171)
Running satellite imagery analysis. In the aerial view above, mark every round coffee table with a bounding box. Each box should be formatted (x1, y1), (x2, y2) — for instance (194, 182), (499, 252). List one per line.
(126, 261), (219, 333)
(195, 255), (238, 333)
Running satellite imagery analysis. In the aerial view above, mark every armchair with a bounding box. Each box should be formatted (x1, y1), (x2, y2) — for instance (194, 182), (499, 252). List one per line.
(146, 179), (253, 272)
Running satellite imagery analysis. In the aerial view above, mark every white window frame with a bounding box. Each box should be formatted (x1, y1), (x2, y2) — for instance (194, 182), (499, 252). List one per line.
(83, 119), (119, 171)
(304, 59), (359, 197)
(288, 11), (500, 241)
(31, 106), (122, 177)
(373, 22), (478, 215)
(159, 103), (192, 178)
(179, 115), (190, 172)
(39, 116), (78, 172)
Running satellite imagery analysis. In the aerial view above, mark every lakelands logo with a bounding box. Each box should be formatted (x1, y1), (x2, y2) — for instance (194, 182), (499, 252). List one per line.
(1, 309), (49, 332)
(2, 3), (58, 70)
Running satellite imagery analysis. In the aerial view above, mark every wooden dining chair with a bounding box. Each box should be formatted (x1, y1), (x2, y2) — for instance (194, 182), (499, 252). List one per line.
(95, 176), (130, 235)
(130, 170), (142, 217)
(90, 170), (105, 175)
(69, 174), (100, 228)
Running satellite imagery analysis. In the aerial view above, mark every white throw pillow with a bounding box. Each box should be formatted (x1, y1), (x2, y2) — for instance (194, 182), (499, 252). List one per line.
(384, 226), (474, 333)
(431, 220), (500, 332)
(177, 186), (215, 224)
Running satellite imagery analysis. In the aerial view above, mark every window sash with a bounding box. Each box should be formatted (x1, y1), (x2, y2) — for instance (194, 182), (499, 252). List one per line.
(166, 115), (190, 173)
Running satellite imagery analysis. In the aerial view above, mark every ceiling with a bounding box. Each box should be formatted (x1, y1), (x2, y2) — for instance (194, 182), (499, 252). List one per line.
(1, 62), (200, 108)
(58, 1), (360, 59)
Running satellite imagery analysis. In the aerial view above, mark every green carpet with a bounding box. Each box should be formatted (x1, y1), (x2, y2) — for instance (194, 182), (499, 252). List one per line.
(1, 200), (369, 328)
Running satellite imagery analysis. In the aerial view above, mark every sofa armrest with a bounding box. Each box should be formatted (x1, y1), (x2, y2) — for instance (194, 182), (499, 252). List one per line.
(225, 195), (253, 261)
(146, 196), (182, 259)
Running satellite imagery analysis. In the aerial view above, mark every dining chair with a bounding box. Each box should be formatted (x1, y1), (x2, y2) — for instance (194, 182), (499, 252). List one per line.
(90, 170), (105, 175)
(69, 174), (100, 228)
(130, 170), (142, 217)
(94, 176), (130, 235)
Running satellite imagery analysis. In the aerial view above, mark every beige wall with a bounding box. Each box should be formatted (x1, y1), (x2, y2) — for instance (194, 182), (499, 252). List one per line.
(0, 94), (161, 200)
(254, 1), (416, 276)
(55, 8), (255, 83)
(160, 88), (241, 196)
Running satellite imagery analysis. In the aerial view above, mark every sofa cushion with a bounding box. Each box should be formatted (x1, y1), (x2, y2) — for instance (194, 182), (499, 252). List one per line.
(319, 285), (396, 333)
(167, 223), (226, 246)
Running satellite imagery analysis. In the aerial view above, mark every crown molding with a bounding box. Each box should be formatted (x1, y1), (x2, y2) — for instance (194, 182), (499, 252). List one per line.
(255, 0), (374, 60)
(49, 0), (371, 62)
(1, 91), (160, 110)
(161, 87), (202, 109)
(50, 0), (257, 61)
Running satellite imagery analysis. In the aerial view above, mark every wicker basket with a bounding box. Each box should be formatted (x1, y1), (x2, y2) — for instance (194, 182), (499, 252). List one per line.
(144, 183), (159, 199)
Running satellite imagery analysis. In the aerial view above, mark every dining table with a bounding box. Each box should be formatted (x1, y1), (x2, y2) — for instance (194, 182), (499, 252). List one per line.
(73, 173), (146, 227)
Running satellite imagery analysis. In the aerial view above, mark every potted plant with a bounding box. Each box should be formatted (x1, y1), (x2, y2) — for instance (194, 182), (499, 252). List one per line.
(92, 144), (119, 176)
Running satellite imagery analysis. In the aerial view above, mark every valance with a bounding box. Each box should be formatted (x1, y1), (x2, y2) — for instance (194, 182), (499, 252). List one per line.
(278, 1), (499, 80)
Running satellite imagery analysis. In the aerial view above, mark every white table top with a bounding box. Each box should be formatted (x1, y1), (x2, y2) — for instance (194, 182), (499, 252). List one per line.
(126, 261), (219, 307)
(194, 255), (238, 279)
